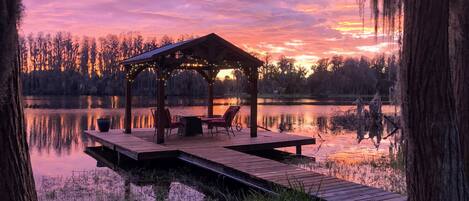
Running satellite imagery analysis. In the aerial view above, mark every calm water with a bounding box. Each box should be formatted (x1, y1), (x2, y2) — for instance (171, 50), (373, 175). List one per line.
(26, 96), (405, 200)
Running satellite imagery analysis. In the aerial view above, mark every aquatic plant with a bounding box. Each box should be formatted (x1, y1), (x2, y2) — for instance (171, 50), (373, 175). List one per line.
(288, 156), (406, 195)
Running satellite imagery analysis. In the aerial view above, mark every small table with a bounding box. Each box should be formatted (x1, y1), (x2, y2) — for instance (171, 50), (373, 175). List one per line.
(178, 116), (203, 136)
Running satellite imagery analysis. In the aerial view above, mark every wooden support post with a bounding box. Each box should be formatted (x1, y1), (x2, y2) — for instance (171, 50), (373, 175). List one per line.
(250, 66), (258, 138)
(117, 152), (121, 165)
(198, 69), (218, 118)
(124, 177), (130, 200)
(124, 79), (132, 134)
(208, 81), (214, 117)
(156, 68), (165, 144)
(296, 145), (302, 156)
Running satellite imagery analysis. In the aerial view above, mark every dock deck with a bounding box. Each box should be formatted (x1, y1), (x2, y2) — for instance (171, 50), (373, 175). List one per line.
(84, 128), (405, 201)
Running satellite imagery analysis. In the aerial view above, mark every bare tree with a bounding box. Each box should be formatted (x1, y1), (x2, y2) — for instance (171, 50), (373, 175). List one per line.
(79, 36), (90, 75)
(89, 38), (97, 76)
(0, 0), (37, 200)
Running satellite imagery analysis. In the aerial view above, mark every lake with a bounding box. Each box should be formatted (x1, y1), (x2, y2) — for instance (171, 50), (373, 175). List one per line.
(25, 96), (405, 200)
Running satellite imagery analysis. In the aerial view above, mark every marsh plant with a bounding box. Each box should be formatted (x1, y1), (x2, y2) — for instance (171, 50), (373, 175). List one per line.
(36, 167), (229, 201)
(37, 169), (157, 201)
(287, 154), (406, 195)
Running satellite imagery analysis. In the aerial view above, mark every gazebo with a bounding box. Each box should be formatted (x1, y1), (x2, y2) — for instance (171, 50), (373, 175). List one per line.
(121, 33), (263, 144)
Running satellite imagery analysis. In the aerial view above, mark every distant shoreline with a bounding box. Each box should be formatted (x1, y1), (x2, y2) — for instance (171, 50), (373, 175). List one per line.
(23, 95), (395, 109)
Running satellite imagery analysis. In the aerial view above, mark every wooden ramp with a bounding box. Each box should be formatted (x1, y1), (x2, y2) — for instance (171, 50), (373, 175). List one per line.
(179, 147), (405, 201)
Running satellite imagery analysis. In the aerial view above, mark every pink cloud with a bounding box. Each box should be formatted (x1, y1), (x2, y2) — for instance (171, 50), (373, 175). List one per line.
(20, 0), (392, 68)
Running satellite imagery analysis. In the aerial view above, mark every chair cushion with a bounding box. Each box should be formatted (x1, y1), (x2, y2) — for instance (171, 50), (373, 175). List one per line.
(170, 122), (182, 127)
(201, 117), (224, 122)
(209, 122), (227, 127)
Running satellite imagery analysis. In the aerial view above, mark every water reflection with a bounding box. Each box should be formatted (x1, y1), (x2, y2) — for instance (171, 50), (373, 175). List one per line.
(26, 105), (400, 163)
(25, 103), (404, 196)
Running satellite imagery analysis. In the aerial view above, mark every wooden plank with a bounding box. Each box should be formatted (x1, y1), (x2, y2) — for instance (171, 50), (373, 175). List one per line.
(321, 187), (386, 200)
(350, 191), (396, 201)
(359, 193), (405, 201)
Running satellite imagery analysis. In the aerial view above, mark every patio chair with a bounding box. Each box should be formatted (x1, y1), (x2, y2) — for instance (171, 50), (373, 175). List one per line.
(203, 106), (240, 136)
(151, 108), (182, 140)
(201, 106), (240, 122)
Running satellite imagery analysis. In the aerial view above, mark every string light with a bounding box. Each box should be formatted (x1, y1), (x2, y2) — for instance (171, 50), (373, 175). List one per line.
(124, 52), (259, 83)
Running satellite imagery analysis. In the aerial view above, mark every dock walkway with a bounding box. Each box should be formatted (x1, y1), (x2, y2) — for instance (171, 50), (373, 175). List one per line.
(180, 147), (404, 201)
(85, 128), (405, 201)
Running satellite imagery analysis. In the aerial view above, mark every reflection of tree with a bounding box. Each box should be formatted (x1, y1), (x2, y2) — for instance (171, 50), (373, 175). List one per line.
(25, 111), (155, 155)
(368, 124), (383, 149)
(356, 121), (366, 143)
(316, 116), (328, 133)
(26, 107), (402, 156)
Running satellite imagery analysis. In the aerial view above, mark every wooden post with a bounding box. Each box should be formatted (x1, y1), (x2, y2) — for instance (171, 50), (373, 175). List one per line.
(124, 79), (132, 134)
(208, 81), (214, 117)
(156, 68), (165, 144)
(124, 176), (130, 200)
(250, 66), (258, 137)
(296, 145), (302, 155)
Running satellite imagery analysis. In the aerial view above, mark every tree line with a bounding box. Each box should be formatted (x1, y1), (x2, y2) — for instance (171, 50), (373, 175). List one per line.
(20, 32), (397, 97)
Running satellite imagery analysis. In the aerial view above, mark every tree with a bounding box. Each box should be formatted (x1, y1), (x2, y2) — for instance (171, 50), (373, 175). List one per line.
(360, 0), (469, 200)
(160, 35), (173, 46)
(0, 0), (37, 200)
(401, 1), (466, 199)
(89, 38), (97, 76)
(449, 0), (469, 185)
(79, 36), (90, 75)
(52, 32), (64, 72)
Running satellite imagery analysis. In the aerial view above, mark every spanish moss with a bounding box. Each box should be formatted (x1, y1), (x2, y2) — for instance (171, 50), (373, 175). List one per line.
(358, 0), (403, 40)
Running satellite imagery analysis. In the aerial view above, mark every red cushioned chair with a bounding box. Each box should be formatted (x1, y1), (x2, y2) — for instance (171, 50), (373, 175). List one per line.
(151, 108), (182, 140)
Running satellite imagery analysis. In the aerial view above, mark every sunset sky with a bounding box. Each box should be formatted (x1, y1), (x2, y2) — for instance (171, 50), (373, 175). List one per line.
(20, 0), (397, 69)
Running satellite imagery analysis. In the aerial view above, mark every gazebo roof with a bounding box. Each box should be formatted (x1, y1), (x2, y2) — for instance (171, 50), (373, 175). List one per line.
(121, 33), (263, 68)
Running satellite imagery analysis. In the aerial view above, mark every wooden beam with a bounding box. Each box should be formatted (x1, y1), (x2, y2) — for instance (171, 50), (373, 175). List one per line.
(197, 69), (219, 117)
(124, 79), (132, 134)
(156, 66), (166, 144)
(196, 69), (210, 81)
(249, 65), (258, 137)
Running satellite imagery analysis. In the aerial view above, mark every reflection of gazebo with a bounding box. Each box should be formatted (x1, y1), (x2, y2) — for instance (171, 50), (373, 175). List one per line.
(121, 33), (263, 144)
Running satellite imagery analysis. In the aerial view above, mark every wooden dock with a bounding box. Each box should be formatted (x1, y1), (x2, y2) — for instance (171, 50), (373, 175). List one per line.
(84, 128), (405, 201)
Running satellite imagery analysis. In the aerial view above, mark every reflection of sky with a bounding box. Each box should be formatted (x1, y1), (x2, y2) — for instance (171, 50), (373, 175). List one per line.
(25, 103), (401, 186)
(20, 0), (398, 73)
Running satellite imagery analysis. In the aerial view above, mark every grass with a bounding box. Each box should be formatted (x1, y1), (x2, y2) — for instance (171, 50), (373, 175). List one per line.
(37, 166), (325, 201)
